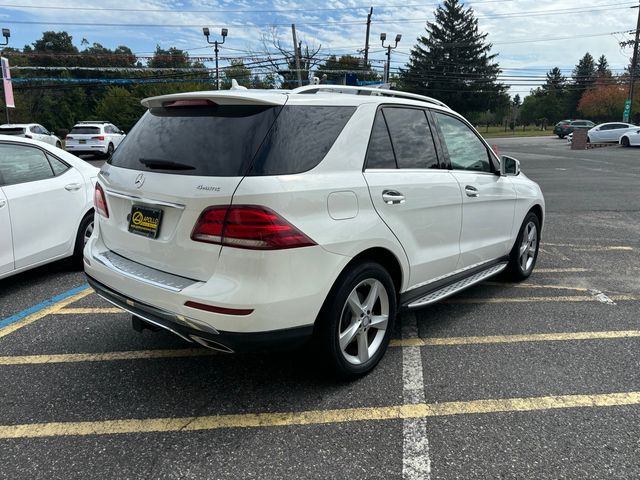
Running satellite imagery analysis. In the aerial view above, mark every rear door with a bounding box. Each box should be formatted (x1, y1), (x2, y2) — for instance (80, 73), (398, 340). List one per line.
(98, 99), (286, 281)
(0, 142), (85, 268)
(0, 187), (13, 275)
(363, 107), (462, 287)
(431, 111), (516, 268)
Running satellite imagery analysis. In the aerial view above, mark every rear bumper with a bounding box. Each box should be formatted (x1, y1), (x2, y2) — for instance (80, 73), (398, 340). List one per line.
(86, 274), (313, 353)
(66, 145), (108, 154)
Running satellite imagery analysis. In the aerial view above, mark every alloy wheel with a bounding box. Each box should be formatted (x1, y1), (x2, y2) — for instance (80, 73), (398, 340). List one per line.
(338, 278), (389, 365)
(519, 221), (537, 272)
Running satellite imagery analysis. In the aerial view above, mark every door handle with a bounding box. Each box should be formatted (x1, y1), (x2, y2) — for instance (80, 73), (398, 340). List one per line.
(65, 183), (82, 191)
(0, 199), (5, 208)
(382, 190), (405, 205)
(465, 185), (479, 198)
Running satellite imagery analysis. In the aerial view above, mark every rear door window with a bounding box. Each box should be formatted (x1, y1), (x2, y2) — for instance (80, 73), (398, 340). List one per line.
(0, 144), (54, 186)
(383, 107), (439, 169)
(365, 110), (397, 169)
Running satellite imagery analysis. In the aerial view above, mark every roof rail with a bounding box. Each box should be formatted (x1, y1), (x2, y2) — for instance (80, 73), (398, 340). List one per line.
(77, 120), (111, 124)
(290, 85), (450, 109)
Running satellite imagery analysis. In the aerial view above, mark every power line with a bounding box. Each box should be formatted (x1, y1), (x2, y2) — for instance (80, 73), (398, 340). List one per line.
(2, 3), (635, 29)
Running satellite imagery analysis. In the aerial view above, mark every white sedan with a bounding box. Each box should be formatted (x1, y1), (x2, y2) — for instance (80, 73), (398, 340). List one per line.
(0, 135), (98, 279)
(620, 129), (640, 147)
(0, 123), (62, 148)
(587, 122), (637, 143)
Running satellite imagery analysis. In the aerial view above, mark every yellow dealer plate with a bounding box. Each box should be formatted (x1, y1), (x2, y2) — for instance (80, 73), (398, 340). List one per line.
(128, 205), (163, 239)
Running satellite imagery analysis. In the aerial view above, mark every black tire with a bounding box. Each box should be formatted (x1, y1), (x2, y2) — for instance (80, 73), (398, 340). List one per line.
(621, 136), (630, 147)
(314, 262), (397, 379)
(505, 212), (541, 282)
(55, 141), (62, 148)
(103, 143), (114, 159)
(72, 212), (94, 268)
(558, 134), (565, 139)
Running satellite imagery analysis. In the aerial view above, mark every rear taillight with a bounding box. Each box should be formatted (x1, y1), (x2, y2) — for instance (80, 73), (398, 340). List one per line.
(94, 183), (109, 218)
(191, 206), (316, 250)
(92, 135), (105, 141)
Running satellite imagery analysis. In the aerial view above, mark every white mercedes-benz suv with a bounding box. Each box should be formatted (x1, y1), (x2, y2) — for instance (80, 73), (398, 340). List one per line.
(84, 85), (544, 377)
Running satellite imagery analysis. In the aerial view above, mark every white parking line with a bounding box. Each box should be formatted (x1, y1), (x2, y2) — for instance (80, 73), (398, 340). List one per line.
(401, 310), (431, 480)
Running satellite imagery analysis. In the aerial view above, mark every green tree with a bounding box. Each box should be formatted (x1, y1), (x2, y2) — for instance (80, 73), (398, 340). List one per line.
(222, 59), (252, 88)
(399, 0), (508, 117)
(520, 68), (570, 125)
(569, 52), (596, 115)
(95, 86), (144, 131)
(596, 55), (612, 78)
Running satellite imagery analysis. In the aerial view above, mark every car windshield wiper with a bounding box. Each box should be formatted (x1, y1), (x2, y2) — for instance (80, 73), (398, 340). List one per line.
(139, 158), (195, 170)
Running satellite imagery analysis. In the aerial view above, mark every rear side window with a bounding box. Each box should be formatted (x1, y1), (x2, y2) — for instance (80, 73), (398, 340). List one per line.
(110, 104), (355, 177)
(248, 106), (355, 176)
(47, 153), (70, 176)
(383, 108), (438, 169)
(70, 126), (101, 135)
(0, 144), (54, 186)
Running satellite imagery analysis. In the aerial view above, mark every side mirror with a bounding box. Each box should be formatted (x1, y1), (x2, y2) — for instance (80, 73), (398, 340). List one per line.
(500, 155), (520, 176)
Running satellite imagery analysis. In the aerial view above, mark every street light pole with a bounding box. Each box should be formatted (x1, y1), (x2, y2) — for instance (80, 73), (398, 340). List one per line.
(203, 27), (228, 90)
(627, 2), (640, 122)
(380, 33), (401, 84)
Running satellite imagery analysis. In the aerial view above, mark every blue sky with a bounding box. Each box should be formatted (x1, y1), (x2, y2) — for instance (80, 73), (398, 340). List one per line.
(0, 0), (637, 96)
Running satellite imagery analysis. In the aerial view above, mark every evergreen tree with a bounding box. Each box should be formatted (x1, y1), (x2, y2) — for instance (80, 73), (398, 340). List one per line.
(596, 55), (612, 77)
(542, 67), (568, 92)
(569, 52), (596, 115)
(399, 0), (507, 116)
(519, 67), (570, 124)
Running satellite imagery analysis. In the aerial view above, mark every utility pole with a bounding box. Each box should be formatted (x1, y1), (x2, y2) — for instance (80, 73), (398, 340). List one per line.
(291, 24), (302, 87)
(627, 1), (640, 122)
(363, 8), (373, 70)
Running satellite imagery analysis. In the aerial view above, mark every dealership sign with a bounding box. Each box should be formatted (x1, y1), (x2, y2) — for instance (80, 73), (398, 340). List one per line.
(1, 57), (14, 108)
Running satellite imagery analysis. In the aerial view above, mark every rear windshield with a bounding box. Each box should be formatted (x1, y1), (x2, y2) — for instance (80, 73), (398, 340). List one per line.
(109, 104), (355, 177)
(70, 126), (101, 134)
(0, 127), (26, 135)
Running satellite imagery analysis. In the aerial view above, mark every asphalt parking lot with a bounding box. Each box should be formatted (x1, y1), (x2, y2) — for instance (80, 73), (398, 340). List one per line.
(1, 137), (639, 479)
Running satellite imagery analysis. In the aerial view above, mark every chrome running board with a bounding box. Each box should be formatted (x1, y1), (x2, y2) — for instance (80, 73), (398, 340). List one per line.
(407, 262), (507, 309)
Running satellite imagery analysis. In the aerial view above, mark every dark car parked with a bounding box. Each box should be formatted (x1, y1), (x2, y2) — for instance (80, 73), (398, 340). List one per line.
(554, 119), (595, 139)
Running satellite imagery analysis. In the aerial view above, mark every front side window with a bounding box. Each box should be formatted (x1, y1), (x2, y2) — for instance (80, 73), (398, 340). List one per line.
(383, 107), (438, 169)
(0, 144), (54, 186)
(434, 112), (491, 173)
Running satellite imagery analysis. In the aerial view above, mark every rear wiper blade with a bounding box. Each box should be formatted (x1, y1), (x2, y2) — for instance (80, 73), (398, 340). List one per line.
(139, 158), (195, 170)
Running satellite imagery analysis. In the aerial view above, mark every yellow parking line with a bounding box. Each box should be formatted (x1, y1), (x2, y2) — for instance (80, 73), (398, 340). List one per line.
(55, 307), (123, 315)
(543, 243), (633, 251)
(2, 330), (638, 366)
(0, 289), (93, 339)
(483, 282), (591, 292)
(1, 391), (639, 439)
(534, 268), (590, 273)
(0, 348), (214, 366)
(446, 294), (640, 304)
(390, 330), (640, 347)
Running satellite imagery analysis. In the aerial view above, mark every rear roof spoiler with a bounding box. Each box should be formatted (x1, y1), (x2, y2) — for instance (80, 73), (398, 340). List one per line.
(142, 91), (288, 108)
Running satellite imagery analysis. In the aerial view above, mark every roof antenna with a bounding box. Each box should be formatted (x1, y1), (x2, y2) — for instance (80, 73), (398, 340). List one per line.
(230, 79), (247, 90)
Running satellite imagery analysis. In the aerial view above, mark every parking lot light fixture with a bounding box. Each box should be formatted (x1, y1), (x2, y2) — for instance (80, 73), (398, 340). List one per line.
(381, 32), (401, 84)
(1, 28), (9, 45)
(203, 27), (228, 90)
